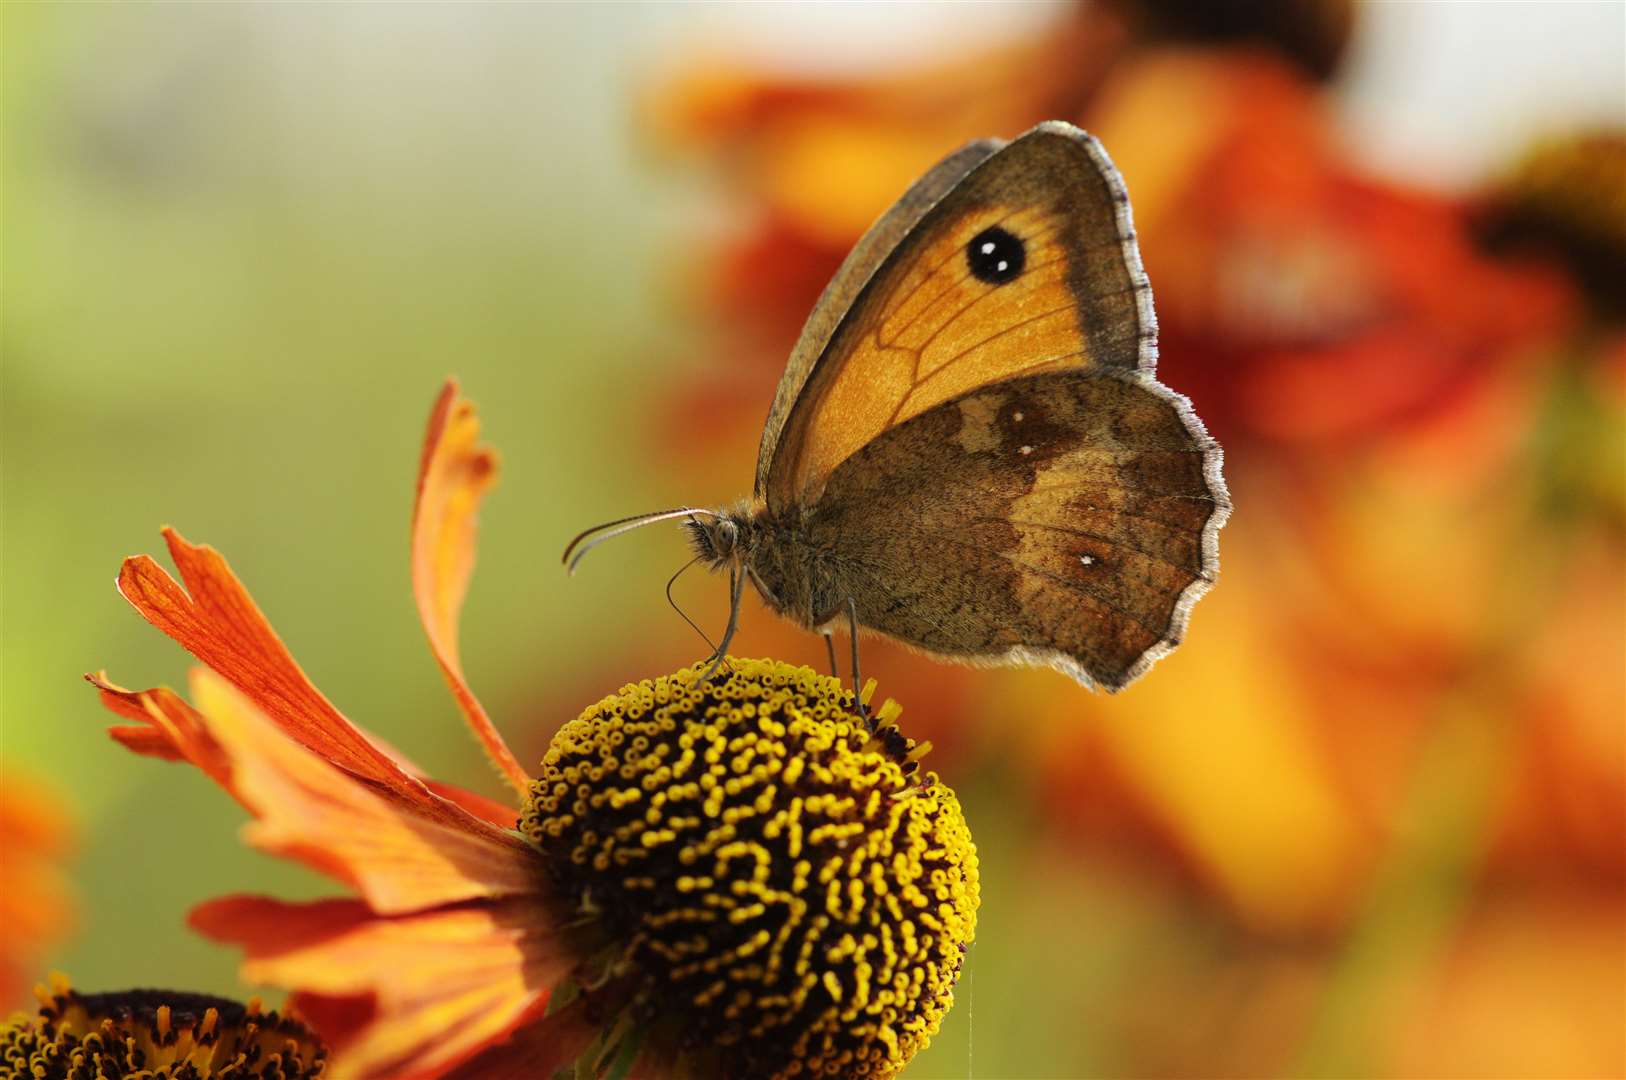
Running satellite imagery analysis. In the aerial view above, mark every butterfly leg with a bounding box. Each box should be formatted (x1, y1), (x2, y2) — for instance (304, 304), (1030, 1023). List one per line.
(823, 632), (840, 679)
(699, 566), (745, 685)
(846, 596), (872, 729)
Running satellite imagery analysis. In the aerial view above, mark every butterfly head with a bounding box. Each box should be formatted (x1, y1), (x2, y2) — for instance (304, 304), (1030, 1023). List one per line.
(685, 509), (754, 570)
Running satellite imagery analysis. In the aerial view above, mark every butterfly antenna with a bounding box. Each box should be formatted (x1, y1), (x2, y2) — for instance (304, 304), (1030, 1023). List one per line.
(666, 553), (719, 655)
(563, 507), (718, 575)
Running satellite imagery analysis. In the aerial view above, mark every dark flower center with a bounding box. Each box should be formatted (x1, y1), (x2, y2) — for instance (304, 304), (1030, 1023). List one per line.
(1, 976), (327, 1079)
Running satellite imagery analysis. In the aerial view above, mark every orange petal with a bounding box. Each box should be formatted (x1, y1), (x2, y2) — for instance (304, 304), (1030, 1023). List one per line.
(193, 894), (569, 1080)
(88, 671), (229, 786)
(184, 668), (538, 914)
(422, 780), (520, 829)
(333, 718), (518, 828)
(411, 380), (530, 797)
(115, 528), (414, 796)
(442, 1000), (602, 1080)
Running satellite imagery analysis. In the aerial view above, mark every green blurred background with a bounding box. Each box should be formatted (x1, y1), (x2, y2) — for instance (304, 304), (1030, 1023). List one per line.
(4, 4), (1623, 1078)
(4, 0), (697, 1009)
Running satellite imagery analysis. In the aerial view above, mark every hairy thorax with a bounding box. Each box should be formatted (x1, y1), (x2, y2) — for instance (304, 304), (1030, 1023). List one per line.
(687, 505), (842, 628)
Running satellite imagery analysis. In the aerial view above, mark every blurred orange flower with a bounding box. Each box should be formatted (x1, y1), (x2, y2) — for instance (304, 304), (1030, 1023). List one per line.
(1087, 51), (1577, 450)
(0, 769), (75, 1011)
(1475, 131), (1626, 325)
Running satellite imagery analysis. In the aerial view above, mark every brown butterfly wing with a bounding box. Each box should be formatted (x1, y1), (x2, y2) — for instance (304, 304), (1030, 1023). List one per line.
(759, 121), (1159, 512)
(755, 138), (1000, 499)
(801, 369), (1225, 690)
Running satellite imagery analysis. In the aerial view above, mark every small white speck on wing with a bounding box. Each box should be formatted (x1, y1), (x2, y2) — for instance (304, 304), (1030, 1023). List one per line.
(1079, 554), (1095, 566)
(981, 241), (996, 254)
(1012, 411), (1024, 422)
(1019, 445), (1034, 456)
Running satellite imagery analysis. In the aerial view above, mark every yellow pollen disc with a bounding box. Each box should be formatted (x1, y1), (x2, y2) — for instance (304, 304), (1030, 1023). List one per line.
(521, 657), (980, 1080)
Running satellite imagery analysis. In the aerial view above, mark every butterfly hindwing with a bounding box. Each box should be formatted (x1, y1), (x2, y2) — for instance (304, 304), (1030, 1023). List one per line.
(800, 369), (1223, 689)
(760, 122), (1157, 512)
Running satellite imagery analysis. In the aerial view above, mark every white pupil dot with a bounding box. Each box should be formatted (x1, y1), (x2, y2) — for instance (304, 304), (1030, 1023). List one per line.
(1080, 554), (1095, 566)
(981, 241), (996, 254)
(1013, 411), (1024, 421)
(1019, 445), (1034, 455)
(996, 260), (1008, 272)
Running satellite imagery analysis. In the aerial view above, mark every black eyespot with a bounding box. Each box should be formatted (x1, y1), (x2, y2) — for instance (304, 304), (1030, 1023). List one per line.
(966, 225), (1025, 285)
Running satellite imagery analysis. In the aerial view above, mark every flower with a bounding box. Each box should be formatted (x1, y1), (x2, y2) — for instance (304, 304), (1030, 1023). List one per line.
(1085, 50), (1577, 450)
(89, 381), (574, 1079)
(1475, 131), (1626, 324)
(1, 973), (327, 1080)
(1118, 0), (1356, 80)
(523, 659), (976, 1078)
(90, 382), (976, 1079)
(0, 770), (75, 1011)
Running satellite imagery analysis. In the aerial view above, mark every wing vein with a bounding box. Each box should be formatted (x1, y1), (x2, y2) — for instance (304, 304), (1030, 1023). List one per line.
(877, 226), (1068, 346)
(875, 206), (1030, 325)
(913, 299), (1078, 382)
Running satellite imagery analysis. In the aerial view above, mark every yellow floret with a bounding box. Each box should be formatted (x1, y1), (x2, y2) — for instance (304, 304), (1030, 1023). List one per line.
(519, 657), (979, 1080)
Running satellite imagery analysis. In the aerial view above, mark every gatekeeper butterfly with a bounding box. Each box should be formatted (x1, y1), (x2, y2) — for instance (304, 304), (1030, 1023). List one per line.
(567, 121), (1229, 692)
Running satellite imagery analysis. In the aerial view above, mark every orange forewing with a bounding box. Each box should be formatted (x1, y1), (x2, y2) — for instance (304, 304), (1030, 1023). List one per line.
(762, 123), (1151, 509)
(785, 204), (1092, 498)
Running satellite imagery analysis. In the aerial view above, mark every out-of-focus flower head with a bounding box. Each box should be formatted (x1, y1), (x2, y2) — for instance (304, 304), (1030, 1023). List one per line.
(1117, 0), (1354, 80)
(90, 383), (977, 1079)
(647, 0), (1355, 240)
(1475, 130), (1626, 325)
(0, 770), (75, 1011)
(2, 973), (327, 1079)
(1087, 50), (1577, 450)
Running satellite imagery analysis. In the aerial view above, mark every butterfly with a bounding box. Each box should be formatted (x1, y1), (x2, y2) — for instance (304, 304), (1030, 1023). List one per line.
(566, 121), (1229, 695)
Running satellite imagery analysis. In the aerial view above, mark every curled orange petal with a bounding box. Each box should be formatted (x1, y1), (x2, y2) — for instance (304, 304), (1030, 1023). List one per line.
(88, 671), (228, 783)
(192, 894), (567, 1080)
(412, 380), (530, 797)
(115, 528), (415, 796)
(182, 668), (536, 914)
